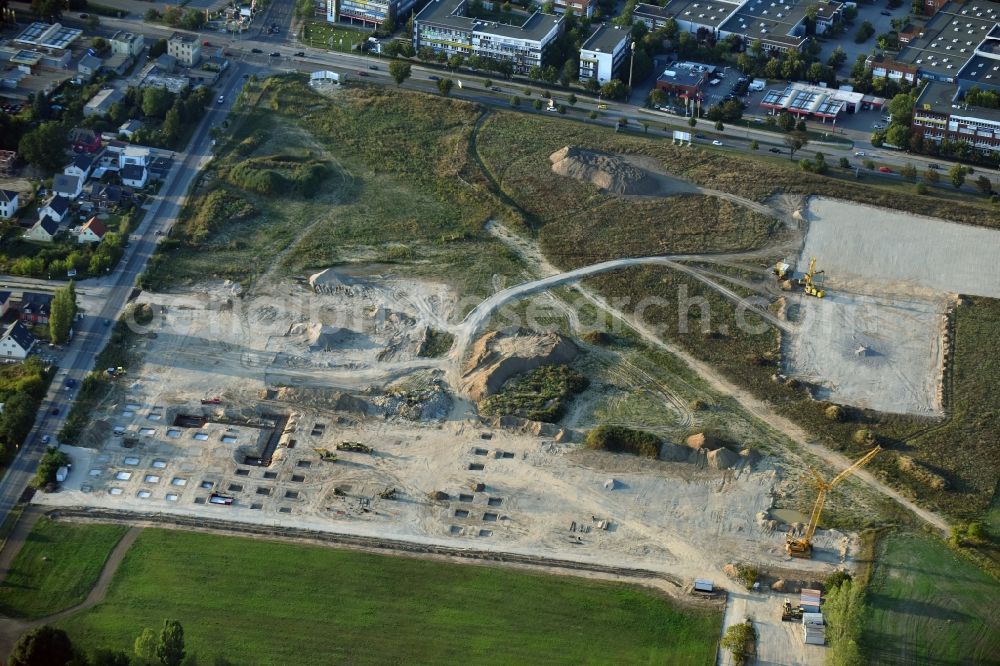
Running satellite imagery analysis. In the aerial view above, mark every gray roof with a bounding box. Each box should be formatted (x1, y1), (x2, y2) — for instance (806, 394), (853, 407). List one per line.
(895, 2), (997, 78)
(3, 321), (35, 352)
(119, 119), (143, 132)
(91, 182), (123, 201)
(416, 0), (563, 42)
(121, 164), (146, 181)
(0, 189), (17, 204)
(78, 54), (102, 70)
(70, 152), (94, 171)
(156, 53), (177, 70)
(53, 173), (81, 194)
(581, 24), (630, 54)
(37, 214), (59, 236)
(45, 195), (70, 215)
(919, 79), (1000, 122)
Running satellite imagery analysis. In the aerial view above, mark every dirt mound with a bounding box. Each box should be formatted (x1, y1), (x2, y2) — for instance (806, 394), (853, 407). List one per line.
(686, 432), (724, 450)
(549, 146), (659, 195)
(706, 447), (740, 470)
(462, 328), (578, 402)
(898, 455), (949, 490)
(490, 414), (577, 441)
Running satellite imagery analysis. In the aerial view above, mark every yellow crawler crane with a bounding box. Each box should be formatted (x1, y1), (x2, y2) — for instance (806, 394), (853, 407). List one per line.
(797, 257), (826, 298)
(786, 446), (881, 558)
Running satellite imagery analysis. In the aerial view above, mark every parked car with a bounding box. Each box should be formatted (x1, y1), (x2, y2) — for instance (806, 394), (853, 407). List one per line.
(203, 40), (211, 46)
(78, 13), (88, 18)
(880, 10), (892, 15)
(218, 95), (224, 104)
(879, 166), (892, 173)
(41, 435), (51, 444)
(50, 406), (59, 415)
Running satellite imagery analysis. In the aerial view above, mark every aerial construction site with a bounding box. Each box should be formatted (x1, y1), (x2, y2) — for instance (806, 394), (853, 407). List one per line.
(27, 82), (1000, 663)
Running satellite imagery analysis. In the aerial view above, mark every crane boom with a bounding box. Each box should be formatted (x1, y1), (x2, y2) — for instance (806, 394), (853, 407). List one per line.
(786, 446), (881, 558)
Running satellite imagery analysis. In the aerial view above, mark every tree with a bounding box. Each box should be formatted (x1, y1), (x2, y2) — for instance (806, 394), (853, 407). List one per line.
(483, 78), (492, 88)
(150, 38), (168, 58)
(783, 130), (809, 160)
(142, 87), (174, 119)
(157, 620), (185, 666)
(509, 95), (520, 107)
(9, 626), (76, 666)
(975, 175), (993, 195)
(388, 61), (411, 86)
(18, 122), (68, 173)
(533, 98), (543, 110)
(90, 650), (133, 666)
(49, 282), (76, 344)
(145, 8), (161, 21)
(447, 53), (464, 70)
(949, 163), (966, 189)
(750, 140), (758, 150)
(437, 78), (454, 96)
(600, 79), (627, 101)
(777, 111), (795, 132)
(720, 622), (756, 666)
(715, 120), (724, 131)
(924, 168), (940, 185)
(135, 628), (158, 664)
(30, 0), (61, 19)
(687, 116), (696, 127)
(567, 93), (577, 106)
(900, 162), (917, 182)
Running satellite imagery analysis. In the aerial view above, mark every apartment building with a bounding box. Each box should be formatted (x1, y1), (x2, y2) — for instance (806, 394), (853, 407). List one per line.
(578, 24), (630, 83)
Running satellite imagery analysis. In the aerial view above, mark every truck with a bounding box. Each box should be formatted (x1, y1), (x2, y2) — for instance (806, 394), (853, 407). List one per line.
(749, 79), (766, 91)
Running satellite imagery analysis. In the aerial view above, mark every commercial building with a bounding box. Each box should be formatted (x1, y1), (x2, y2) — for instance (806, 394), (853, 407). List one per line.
(913, 79), (1000, 154)
(758, 81), (867, 121)
(327, 0), (420, 27)
(167, 32), (202, 67)
(83, 87), (124, 118)
(414, 0), (565, 74)
(892, 2), (999, 83)
(578, 24), (630, 83)
(110, 31), (145, 57)
(655, 60), (717, 99)
(718, 0), (844, 53)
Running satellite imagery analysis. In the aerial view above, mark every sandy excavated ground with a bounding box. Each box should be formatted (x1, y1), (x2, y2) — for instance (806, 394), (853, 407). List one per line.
(784, 197), (1000, 416)
(40, 412), (853, 586)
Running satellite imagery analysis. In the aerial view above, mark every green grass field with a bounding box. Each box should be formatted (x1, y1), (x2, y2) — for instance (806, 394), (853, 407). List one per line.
(0, 518), (127, 619)
(863, 532), (1000, 665)
(58, 528), (721, 665)
(301, 21), (366, 53)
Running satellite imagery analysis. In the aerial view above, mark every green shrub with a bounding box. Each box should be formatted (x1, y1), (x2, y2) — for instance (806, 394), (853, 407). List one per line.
(31, 447), (69, 490)
(584, 425), (661, 458)
(479, 364), (588, 422)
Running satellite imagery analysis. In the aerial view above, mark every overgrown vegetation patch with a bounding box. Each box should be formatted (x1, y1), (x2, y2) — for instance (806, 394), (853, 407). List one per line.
(478, 364), (588, 422)
(585, 425), (662, 458)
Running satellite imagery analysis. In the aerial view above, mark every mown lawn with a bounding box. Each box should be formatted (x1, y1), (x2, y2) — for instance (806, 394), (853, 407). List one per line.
(58, 528), (721, 665)
(863, 531), (1000, 665)
(0, 518), (127, 619)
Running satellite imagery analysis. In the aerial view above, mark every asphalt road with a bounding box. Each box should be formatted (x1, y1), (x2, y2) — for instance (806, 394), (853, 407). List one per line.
(0, 63), (252, 525)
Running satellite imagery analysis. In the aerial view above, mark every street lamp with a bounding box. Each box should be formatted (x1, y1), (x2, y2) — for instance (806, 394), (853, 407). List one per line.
(627, 41), (637, 97)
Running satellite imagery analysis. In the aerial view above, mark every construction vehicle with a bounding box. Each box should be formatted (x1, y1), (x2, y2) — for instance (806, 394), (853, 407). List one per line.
(201, 397), (222, 405)
(106, 366), (126, 378)
(337, 441), (373, 453)
(772, 261), (791, 280)
(797, 257), (826, 298)
(786, 446), (881, 558)
(781, 601), (803, 622)
(313, 447), (338, 462)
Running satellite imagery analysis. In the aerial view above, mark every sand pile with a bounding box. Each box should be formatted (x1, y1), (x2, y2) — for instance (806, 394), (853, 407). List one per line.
(706, 447), (740, 470)
(549, 146), (659, 195)
(686, 432), (724, 451)
(462, 328), (578, 402)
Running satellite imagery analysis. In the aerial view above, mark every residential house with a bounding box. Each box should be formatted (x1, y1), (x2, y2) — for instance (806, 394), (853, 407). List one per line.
(155, 53), (178, 73)
(89, 183), (127, 210)
(118, 119), (143, 138)
(83, 87), (124, 118)
(16, 292), (53, 324)
(53, 173), (83, 199)
(101, 52), (133, 76)
(167, 32), (201, 67)
(24, 215), (59, 243)
(0, 189), (18, 220)
(38, 195), (70, 223)
(0, 292), (11, 317)
(551, 0), (596, 17)
(69, 127), (102, 154)
(578, 24), (630, 84)
(120, 164), (148, 189)
(110, 30), (144, 57)
(77, 53), (102, 81)
(0, 321), (35, 362)
(64, 153), (95, 182)
(78, 216), (108, 244)
(120, 146), (151, 171)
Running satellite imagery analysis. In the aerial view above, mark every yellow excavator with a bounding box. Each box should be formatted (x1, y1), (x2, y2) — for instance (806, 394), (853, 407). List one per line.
(797, 257), (826, 298)
(786, 446), (881, 558)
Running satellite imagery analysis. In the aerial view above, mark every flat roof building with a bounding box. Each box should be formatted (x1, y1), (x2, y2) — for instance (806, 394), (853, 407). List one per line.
(414, 0), (564, 75)
(578, 24), (630, 83)
(894, 1), (999, 82)
(759, 81), (866, 120)
(327, 0), (421, 28)
(655, 60), (717, 98)
(167, 32), (201, 67)
(718, 0), (843, 53)
(913, 79), (1000, 154)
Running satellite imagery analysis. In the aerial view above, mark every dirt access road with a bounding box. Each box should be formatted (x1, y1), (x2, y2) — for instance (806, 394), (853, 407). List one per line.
(478, 221), (950, 537)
